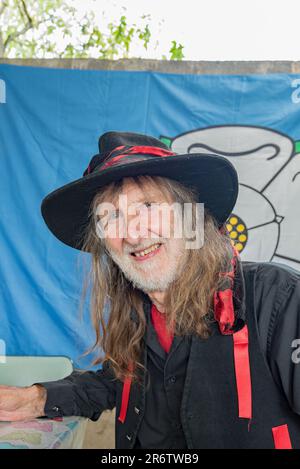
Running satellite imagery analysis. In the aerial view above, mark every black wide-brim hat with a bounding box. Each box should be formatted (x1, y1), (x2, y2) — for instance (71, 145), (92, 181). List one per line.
(41, 131), (239, 251)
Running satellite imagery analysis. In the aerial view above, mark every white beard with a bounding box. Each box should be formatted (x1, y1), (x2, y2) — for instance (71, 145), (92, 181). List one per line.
(106, 241), (187, 293)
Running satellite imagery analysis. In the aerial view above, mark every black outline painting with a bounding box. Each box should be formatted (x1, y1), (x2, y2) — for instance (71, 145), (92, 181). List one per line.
(160, 125), (300, 271)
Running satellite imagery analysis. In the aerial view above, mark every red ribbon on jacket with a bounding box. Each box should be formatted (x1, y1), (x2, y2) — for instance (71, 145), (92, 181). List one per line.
(233, 324), (252, 420)
(118, 361), (134, 424)
(213, 248), (236, 334)
(272, 424), (292, 449)
(214, 245), (252, 422)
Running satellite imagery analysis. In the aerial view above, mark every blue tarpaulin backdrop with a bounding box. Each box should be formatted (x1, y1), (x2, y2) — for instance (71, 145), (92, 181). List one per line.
(0, 64), (300, 368)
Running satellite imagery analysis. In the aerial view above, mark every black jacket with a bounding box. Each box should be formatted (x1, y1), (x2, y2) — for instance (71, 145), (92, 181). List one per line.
(40, 261), (300, 448)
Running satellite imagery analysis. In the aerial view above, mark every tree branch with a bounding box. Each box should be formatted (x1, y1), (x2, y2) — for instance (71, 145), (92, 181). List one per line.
(3, 0), (37, 51)
(20, 0), (33, 26)
(3, 21), (33, 48)
(0, 1), (8, 17)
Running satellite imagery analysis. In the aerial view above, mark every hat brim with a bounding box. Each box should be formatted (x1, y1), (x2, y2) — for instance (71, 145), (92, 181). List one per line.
(41, 153), (238, 251)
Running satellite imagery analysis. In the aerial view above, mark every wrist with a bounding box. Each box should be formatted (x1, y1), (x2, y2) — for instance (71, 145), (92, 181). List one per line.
(26, 384), (47, 417)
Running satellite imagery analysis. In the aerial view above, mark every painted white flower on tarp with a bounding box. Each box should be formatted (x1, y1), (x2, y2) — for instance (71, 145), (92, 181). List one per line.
(160, 126), (300, 271)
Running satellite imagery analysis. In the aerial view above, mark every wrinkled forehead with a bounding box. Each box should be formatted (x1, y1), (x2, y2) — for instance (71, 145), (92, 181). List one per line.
(98, 176), (175, 207)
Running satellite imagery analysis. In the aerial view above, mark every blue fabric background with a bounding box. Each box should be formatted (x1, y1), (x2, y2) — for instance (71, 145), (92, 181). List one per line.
(0, 64), (299, 368)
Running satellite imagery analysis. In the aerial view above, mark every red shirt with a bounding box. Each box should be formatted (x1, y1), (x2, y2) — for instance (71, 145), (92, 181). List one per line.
(150, 303), (174, 353)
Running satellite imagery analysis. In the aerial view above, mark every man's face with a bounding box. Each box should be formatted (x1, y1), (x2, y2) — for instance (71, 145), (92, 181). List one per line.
(97, 178), (188, 292)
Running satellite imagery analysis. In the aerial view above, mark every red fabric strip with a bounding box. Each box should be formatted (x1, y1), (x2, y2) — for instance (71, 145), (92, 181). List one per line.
(102, 153), (146, 170)
(213, 288), (235, 334)
(151, 304), (174, 353)
(233, 325), (252, 419)
(272, 424), (292, 449)
(126, 146), (176, 156)
(102, 145), (176, 170)
(118, 362), (134, 424)
(107, 145), (126, 156)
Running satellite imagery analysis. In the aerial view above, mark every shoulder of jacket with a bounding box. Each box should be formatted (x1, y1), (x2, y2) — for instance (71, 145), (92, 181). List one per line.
(241, 260), (300, 323)
(242, 260), (300, 287)
(242, 261), (300, 361)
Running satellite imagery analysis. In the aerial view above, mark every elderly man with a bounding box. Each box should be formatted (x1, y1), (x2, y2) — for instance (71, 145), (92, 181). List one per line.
(0, 131), (300, 449)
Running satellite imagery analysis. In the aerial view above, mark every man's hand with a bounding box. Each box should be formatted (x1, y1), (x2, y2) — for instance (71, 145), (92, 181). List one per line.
(0, 384), (47, 421)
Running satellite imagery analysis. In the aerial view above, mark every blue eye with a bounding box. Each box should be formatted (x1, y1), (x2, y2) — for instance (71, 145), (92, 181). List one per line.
(108, 209), (120, 221)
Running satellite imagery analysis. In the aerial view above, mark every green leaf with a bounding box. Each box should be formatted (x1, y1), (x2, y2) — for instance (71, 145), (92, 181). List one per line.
(160, 136), (172, 147)
(169, 40), (184, 60)
(294, 141), (300, 154)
